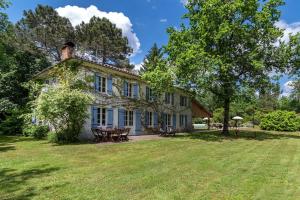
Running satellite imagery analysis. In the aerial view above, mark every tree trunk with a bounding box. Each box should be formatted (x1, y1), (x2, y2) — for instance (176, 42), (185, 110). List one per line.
(222, 96), (230, 135)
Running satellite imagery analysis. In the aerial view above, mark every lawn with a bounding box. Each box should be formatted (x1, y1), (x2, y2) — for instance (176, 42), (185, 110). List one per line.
(1, 130), (300, 200)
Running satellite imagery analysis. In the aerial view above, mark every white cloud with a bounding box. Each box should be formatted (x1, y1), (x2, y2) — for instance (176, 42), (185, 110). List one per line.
(276, 20), (300, 43)
(281, 80), (294, 97)
(56, 5), (141, 55)
(160, 18), (167, 23)
(180, 0), (188, 5)
(133, 61), (144, 71)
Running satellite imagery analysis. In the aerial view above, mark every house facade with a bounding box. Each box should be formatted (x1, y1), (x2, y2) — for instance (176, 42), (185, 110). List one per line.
(36, 43), (212, 139)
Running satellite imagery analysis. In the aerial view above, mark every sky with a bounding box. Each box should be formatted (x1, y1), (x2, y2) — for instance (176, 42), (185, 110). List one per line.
(5, 0), (300, 95)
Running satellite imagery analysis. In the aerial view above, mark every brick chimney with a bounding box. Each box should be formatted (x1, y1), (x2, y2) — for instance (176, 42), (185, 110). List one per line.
(61, 42), (75, 61)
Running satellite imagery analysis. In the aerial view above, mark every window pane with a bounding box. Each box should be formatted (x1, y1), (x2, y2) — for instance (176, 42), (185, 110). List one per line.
(97, 108), (101, 125)
(102, 108), (106, 126)
(102, 77), (106, 93)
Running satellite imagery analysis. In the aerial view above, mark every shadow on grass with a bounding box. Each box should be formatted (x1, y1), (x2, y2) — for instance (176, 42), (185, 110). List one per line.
(0, 165), (62, 200)
(0, 135), (42, 153)
(174, 130), (300, 142)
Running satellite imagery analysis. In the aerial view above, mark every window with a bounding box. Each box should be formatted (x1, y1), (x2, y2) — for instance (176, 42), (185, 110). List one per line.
(180, 96), (188, 107)
(146, 87), (153, 101)
(125, 110), (133, 126)
(165, 93), (174, 105)
(166, 114), (172, 127)
(125, 82), (133, 97)
(96, 76), (107, 93)
(147, 112), (153, 127)
(180, 115), (187, 128)
(101, 77), (106, 93)
(97, 108), (106, 126)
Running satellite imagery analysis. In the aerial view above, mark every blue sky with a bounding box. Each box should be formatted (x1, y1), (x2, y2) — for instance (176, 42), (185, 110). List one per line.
(5, 0), (300, 94)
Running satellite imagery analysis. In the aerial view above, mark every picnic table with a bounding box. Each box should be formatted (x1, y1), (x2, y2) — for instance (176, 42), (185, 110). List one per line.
(91, 127), (130, 143)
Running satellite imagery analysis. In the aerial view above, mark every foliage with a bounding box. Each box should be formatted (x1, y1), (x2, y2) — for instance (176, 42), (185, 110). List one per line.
(139, 43), (164, 74)
(0, 109), (23, 135)
(75, 16), (133, 68)
(23, 124), (49, 139)
(260, 110), (300, 131)
(16, 4), (75, 61)
(166, 0), (297, 134)
(212, 108), (224, 123)
(33, 63), (93, 143)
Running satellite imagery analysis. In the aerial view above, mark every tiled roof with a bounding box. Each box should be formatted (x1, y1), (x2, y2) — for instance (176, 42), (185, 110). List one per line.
(74, 56), (140, 78)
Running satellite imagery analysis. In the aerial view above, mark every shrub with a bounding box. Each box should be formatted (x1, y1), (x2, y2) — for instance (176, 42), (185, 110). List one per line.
(0, 109), (23, 135)
(260, 110), (300, 132)
(36, 87), (93, 143)
(23, 124), (49, 139)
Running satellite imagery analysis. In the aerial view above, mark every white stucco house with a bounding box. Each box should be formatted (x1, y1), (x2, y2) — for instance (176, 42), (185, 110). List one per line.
(35, 42), (212, 140)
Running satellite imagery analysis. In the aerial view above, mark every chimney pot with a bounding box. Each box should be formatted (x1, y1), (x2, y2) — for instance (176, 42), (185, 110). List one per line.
(61, 42), (75, 61)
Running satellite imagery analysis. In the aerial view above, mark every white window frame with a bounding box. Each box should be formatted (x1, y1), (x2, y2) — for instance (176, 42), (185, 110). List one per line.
(125, 110), (134, 126)
(146, 86), (155, 101)
(166, 114), (172, 127)
(147, 111), (153, 127)
(97, 108), (106, 126)
(180, 96), (188, 107)
(125, 82), (134, 98)
(97, 76), (107, 93)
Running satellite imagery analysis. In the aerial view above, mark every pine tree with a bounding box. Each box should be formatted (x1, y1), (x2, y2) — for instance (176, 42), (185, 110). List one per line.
(140, 43), (164, 74)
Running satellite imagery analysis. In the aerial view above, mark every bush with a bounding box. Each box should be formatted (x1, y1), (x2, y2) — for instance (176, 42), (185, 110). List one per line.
(260, 110), (300, 132)
(23, 124), (49, 139)
(0, 109), (24, 135)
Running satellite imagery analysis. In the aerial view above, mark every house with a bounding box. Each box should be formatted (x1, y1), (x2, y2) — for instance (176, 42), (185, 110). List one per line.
(35, 42), (212, 139)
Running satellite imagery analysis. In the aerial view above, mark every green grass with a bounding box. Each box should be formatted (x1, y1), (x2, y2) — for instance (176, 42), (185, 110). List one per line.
(1, 130), (300, 200)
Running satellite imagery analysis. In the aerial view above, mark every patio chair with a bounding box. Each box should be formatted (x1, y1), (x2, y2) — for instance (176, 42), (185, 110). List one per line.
(91, 127), (102, 142)
(121, 128), (130, 141)
(167, 127), (176, 137)
(111, 128), (121, 142)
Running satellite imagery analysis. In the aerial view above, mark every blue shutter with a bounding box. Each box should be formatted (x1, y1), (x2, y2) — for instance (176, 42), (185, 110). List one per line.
(107, 108), (113, 128)
(95, 73), (100, 92)
(185, 115), (188, 128)
(133, 83), (139, 99)
(118, 109), (125, 128)
(173, 114), (177, 129)
(135, 110), (142, 135)
(154, 112), (158, 128)
(107, 75), (113, 95)
(91, 106), (98, 128)
(123, 81), (128, 96)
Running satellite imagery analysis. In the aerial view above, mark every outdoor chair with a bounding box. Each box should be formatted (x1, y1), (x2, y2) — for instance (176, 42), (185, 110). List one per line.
(111, 128), (121, 142)
(121, 128), (130, 141)
(91, 128), (102, 142)
(166, 127), (176, 136)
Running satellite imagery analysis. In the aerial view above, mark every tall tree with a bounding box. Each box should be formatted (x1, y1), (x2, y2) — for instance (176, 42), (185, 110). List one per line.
(140, 43), (164, 74)
(75, 16), (132, 68)
(15, 5), (74, 62)
(166, 0), (297, 135)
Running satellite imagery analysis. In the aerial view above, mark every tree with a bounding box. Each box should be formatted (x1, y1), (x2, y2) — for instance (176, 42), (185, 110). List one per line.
(140, 43), (164, 74)
(33, 61), (93, 143)
(75, 16), (132, 68)
(15, 5), (74, 62)
(0, 1), (50, 135)
(166, 0), (296, 135)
